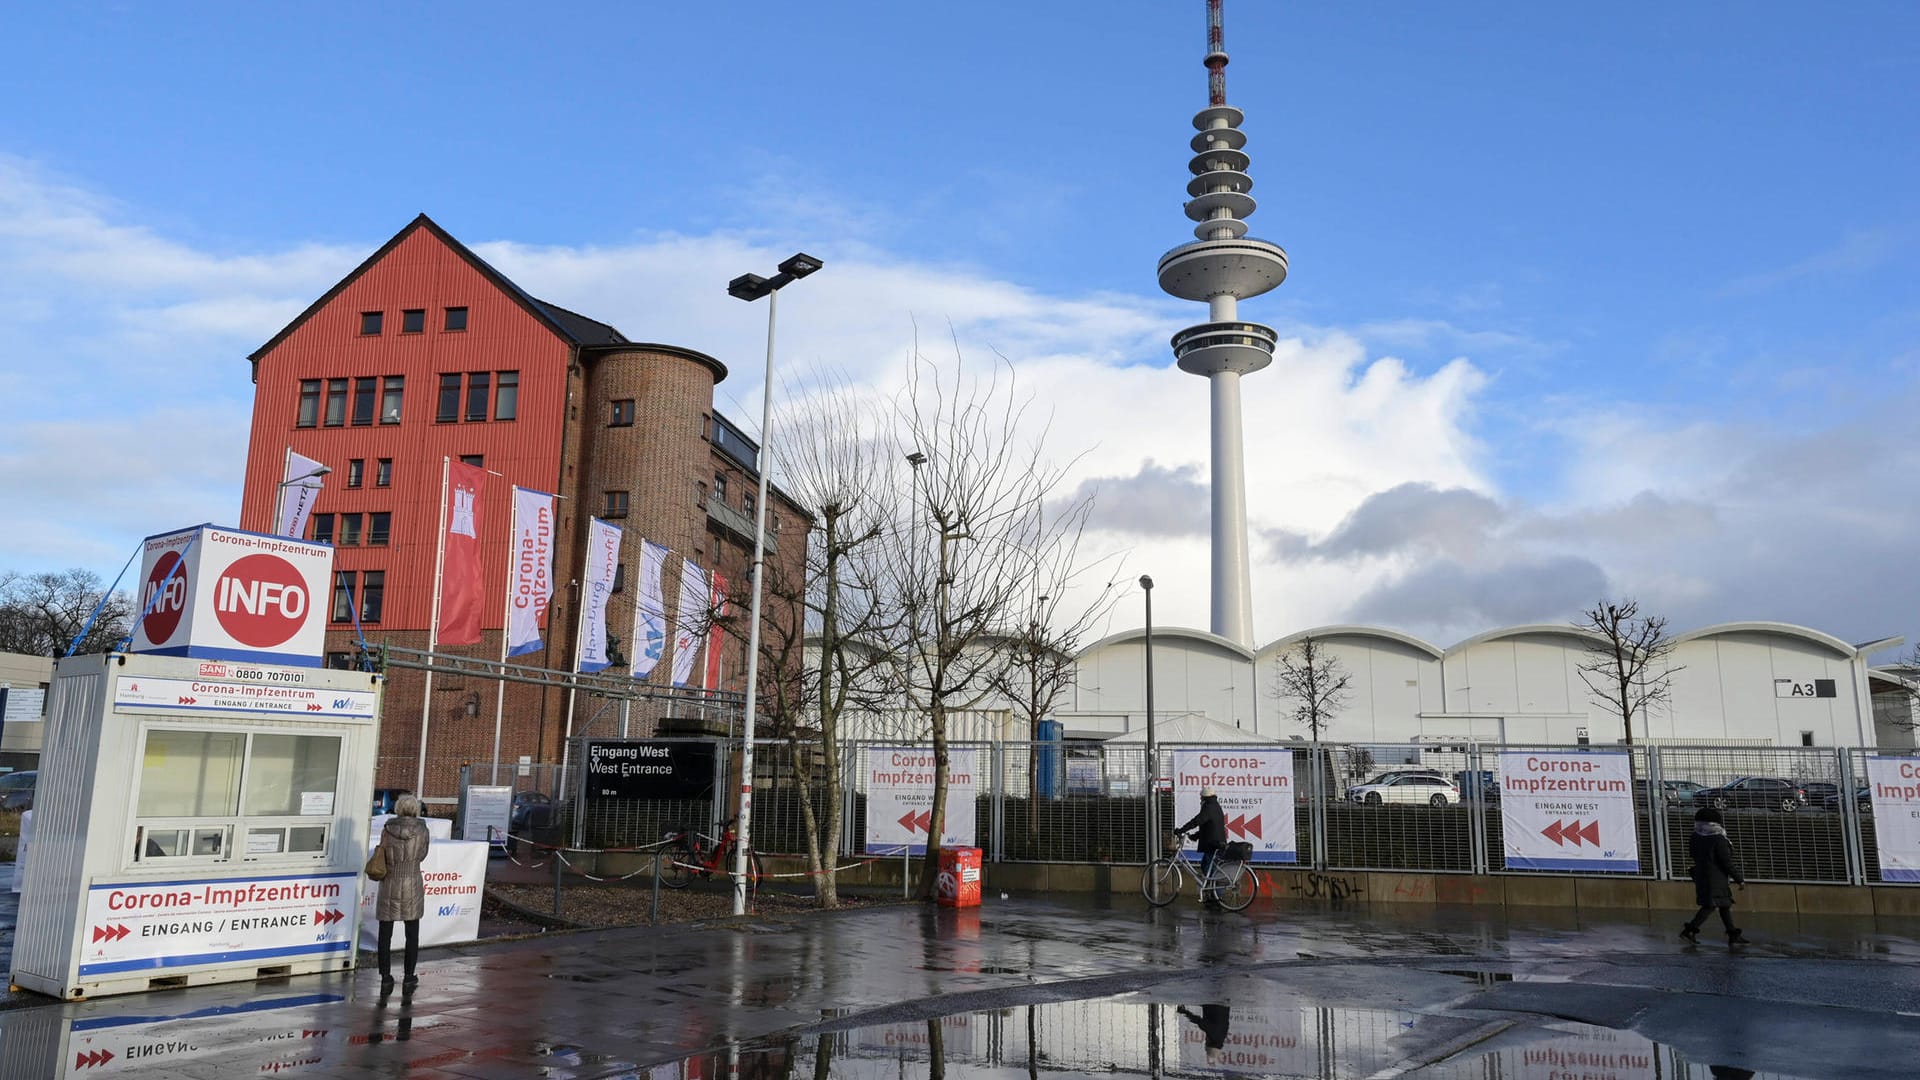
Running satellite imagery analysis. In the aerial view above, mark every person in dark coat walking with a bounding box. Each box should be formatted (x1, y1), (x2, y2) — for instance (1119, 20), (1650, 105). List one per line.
(375, 793), (433, 990)
(1177, 787), (1229, 901)
(1682, 806), (1748, 945)
(1177, 1003), (1232, 1065)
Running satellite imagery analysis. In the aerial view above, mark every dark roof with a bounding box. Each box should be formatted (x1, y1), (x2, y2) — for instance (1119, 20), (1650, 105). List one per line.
(248, 214), (632, 363)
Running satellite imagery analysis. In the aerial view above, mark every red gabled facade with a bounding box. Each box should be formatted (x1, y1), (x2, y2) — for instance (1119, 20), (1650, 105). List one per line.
(240, 218), (574, 630)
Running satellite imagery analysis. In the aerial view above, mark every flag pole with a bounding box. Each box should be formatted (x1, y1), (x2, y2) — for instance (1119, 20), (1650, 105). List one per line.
(417, 456), (451, 797)
(491, 486), (519, 785)
(560, 578), (589, 776)
(272, 446), (292, 535)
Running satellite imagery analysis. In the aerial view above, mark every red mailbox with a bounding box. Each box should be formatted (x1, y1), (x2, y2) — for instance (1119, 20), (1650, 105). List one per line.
(936, 847), (983, 908)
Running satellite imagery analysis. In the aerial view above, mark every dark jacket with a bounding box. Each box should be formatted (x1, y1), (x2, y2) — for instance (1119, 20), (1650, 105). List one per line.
(1179, 796), (1228, 851)
(1688, 823), (1744, 907)
(1178, 1004), (1231, 1050)
(375, 816), (432, 923)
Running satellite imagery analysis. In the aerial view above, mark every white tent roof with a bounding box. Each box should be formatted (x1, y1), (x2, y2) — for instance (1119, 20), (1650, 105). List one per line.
(1102, 713), (1281, 745)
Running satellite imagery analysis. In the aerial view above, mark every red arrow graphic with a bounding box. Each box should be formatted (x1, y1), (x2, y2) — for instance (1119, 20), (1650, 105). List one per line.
(1226, 814), (1264, 839)
(1542, 820), (1566, 846)
(307, 703), (324, 711)
(896, 811), (933, 834)
(1577, 820), (1600, 846)
(177, 696), (196, 705)
(75, 1050), (116, 1068)
(91, 924), (130, 943)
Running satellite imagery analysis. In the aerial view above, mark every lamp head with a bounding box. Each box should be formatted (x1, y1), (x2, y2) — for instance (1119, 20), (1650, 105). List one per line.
(727, 273), (774, 301)
(1139, 574), (1154, 591)
(905, 451), (927, 467)
(778, 252), (823, 279)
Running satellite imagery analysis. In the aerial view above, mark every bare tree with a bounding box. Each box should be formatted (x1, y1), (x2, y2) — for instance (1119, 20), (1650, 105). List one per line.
(1268, 634), (1353, 741)
(0, 568), (130, 657)
(1575, 598), (1681, 745)
(889, 347), (1090, 898)
(753, 374), (906, 907)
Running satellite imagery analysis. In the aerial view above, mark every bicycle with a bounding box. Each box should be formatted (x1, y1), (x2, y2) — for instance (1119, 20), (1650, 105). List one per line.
(1143, 831), (1260, 911)
(658, 815), (764, 892)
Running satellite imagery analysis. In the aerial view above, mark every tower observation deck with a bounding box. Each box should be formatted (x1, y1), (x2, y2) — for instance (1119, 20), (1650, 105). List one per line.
(1158, 0), (1287, 647)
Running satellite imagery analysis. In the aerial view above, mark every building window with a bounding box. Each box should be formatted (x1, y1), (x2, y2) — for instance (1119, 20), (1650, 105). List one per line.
(312, 513), (335, 545)
(465, 372), (490, 422)
(611, 562), (626, 593)
(359, 311), (383, 335)
(326, 651), (355, 671)
(361, 571), (384, 623)
(743, 492), (756, 516)
(324, 379), (348, 427)
(714, 474), (728, 503)
(605, 491), (629, 517)
(296, 380), (321, 428)
(381, 376), (404, 423)
(495, 371), (518, 421)
(436, 374), (461, 423)
(330, 572), (356, 622)
(351, 377), (377, 425)
(610, 399), (635, 426)
(401, 309), (425, 334)
(337, 513), (363, 546)
(1800, 731), (1815, 747)
(459, 454), (484, 468)
(346, 459), (365, 488)
(368, 512), (391, 546)
(376, 458), (393, 487)
(444, 306), (468, 332)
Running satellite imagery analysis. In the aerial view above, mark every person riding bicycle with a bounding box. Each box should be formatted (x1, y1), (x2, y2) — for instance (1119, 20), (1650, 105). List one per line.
(1176, 787), (1229, 902)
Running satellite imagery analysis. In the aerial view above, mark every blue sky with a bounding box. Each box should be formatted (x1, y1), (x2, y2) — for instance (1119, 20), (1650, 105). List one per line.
(2, 2), (1917, 654)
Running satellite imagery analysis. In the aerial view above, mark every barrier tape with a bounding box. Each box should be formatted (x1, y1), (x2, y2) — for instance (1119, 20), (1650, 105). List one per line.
(498, 832), (904, 883)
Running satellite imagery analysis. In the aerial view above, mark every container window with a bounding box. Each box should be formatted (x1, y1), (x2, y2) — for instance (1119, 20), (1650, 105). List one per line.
(137, 730), (244, 818)
(243, 734), (343, 817)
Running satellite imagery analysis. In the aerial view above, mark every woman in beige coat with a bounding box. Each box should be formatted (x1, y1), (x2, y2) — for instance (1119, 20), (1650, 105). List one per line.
(375, 793), (432, 990)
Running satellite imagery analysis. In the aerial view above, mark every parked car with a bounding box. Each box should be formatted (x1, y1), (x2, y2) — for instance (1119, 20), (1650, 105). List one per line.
(510, 790), (554, 832)
(1348, 773), (1460, 807)
(1818, 785), (1873, 813)
(1660, 779), (1707, 806)
(1698, 777), (1807, 812)
(1802, 782), (1841, 808)
(0, 770), (36, 812)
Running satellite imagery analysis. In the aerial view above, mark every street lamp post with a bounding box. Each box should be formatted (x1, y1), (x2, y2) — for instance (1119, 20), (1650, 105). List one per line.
(1140, 574), (1157, 861)
(725, 252), (823, 916)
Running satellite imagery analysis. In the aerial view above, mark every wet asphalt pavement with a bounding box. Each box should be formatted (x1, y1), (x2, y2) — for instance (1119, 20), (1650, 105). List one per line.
(2, 892), (1918, 1078)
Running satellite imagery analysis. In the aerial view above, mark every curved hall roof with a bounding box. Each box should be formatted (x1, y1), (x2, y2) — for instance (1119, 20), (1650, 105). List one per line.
(1260, 625), (1444, 660)
(1447, 623), (1608, 652)
(1080, 625), (1256, 662)
(1673, 621), (1864, 658)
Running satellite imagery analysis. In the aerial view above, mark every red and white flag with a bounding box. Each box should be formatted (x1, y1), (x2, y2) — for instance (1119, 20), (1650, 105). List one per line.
(506, 487), (556, 657)
(438, 461), (487, 645)
(276, 449), (327, 538)
(669, 560), (708, 688)
(703, 572), (729, 690)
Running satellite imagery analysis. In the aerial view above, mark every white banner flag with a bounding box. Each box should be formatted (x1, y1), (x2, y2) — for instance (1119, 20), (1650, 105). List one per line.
(276, 449), (327, 538)
(506, 487), (556, 657)
(578, 518), (622, 673)
(864, 746), (978, 854)
(631, 539), (670, 679)
(1867, 757), (1920, 882)
(669, 559), (709, 688)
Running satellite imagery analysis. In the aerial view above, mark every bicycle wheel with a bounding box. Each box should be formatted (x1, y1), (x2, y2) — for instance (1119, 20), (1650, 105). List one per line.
(732, 847), (766, 894)
(1143, 858), (1183, 906)
(659, 840), (694, 889)
(1216, 863), (1259, 912)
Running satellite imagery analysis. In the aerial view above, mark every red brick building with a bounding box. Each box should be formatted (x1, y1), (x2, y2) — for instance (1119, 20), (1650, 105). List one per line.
(238, 215), (809, 794)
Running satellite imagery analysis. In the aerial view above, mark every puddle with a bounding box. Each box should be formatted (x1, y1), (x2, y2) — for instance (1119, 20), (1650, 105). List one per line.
(657, 992), (1802, 1080)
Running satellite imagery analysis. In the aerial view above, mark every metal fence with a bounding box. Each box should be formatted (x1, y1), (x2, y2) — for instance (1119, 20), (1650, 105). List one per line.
(431, 739), (1915, 888)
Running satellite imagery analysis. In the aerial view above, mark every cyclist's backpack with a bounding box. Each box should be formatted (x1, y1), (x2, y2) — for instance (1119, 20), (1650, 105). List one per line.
(1222, 841), (1254, 861)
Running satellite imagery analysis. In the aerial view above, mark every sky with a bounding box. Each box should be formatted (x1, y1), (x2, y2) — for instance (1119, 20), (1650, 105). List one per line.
(1, 2), (1916, 658)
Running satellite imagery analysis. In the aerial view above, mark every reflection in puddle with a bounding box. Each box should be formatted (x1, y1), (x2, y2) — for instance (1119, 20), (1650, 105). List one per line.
(657, 994), (1798, 1080)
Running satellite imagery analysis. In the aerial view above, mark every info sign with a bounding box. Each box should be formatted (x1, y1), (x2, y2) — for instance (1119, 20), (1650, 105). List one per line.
(1170, 748), (1298, 863)
(864, 746), (977, 855)
(1865, 757), (1920, 882)
(357, 840), (486, 948)
(583, 740), (716, 801)
(1498, 751), (1640, 872)
(113, 672), (376, 721)
(128, 525), (334, 667)
(79, 871), (357, 977)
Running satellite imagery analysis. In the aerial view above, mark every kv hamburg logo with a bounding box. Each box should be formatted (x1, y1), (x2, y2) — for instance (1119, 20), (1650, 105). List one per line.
(214, 554), (310, 647)
(140, 552), (189, 643)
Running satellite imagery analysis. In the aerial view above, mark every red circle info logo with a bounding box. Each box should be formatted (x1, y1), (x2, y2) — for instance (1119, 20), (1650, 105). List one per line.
(213, 555), (311, 648)
(140, 553), (190, 644)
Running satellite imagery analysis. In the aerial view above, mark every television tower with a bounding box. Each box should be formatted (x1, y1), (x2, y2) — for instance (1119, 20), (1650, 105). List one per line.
(1157, 0), (1287, 648)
